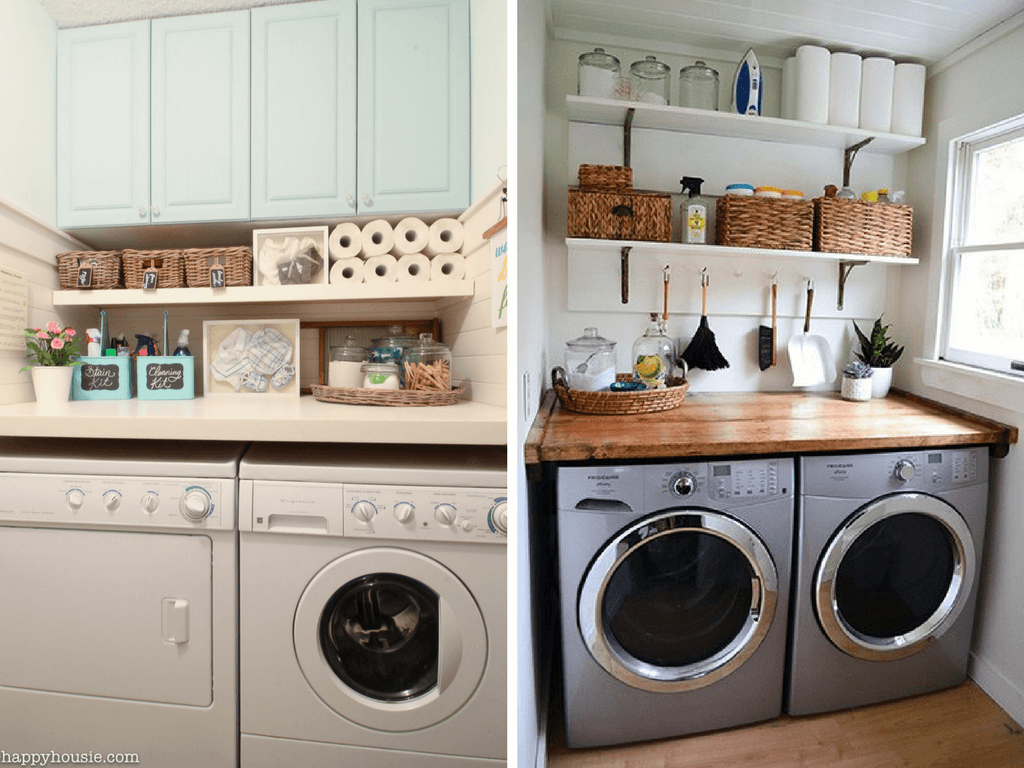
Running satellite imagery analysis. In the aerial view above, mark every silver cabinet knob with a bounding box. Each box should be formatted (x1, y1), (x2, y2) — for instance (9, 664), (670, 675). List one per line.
(138, 205), (147, 218)
(151, 204), (160, 217)
(347, 194), (355, 207)
(362, 194), (372, 206)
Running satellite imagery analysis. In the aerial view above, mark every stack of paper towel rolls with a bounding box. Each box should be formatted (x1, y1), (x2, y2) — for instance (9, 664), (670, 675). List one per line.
(328, 217), (467, 285)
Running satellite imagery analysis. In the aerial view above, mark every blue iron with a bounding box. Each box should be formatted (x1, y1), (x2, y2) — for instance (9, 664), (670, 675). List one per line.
(732, 48), (762, 115)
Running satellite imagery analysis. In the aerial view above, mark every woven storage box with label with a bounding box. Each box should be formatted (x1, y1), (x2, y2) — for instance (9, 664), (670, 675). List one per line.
(184, 247), (253, 287)
(814, 198), (913, 257)
(57, 252), (122, 290)
(72, 357), (132, 400)
(578, 164), (633, 191)
(137, 356), (195, 400)
(716, 196), (814, 250)
(567, 188), (672, 242)
(122, 250), (185, 289)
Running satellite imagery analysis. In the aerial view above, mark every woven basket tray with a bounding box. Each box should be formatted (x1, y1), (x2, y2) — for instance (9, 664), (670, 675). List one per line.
(183, 247), (253, 287)
(717, 196), (814, 250)
(552, 371), (689, 415)
(56, 251), (123, 290)
(578, 164), (633, 191)
(122, 249), (186, 289)
(311, 384), (464, 407)
(567, 187), (672, 242)
(815, 198), (913, 257)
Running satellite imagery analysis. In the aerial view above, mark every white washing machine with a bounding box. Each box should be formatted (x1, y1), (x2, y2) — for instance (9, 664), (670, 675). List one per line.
(787, 447), (989, 715)
(237, 442), (507, 768)
(557, 457), (795, 748)
(0, 437), (246, 768)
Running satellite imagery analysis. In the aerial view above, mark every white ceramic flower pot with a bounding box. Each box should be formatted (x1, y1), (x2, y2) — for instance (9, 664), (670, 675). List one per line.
(31, 366), (74, 405)
(870, 366), (893, 398)
(841, 376), (872, 402)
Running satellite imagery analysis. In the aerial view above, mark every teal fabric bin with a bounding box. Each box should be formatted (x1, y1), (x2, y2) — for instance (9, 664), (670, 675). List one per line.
(72, 357), (132, 400)
(137, 356), (195, 400)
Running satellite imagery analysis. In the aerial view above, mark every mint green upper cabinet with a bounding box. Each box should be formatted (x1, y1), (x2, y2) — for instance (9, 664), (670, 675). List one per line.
(151, 11), (250, 224)
(57, 21), (150, 229)
(357, 0), (470, 214)
(251, 0), (357, 220)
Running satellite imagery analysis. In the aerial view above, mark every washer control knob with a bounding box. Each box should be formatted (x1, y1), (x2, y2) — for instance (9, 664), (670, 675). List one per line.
(894, 460), (916, 483)
(434, 504), (457, 526)
(142, 493), (159, 513)
(66, 490), (84, 511)
(352, 501), (377, 523)
(394, 502), (415, 523)
(103, 491), (122, 512)
(180, 489), (212, 521)
(489, 501), (508, 535)
(671, 472), (697, 497)
(461, 520), (475, 532)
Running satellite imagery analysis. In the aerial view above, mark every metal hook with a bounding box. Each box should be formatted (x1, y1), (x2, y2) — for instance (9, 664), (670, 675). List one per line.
(771, 268), (779, 285)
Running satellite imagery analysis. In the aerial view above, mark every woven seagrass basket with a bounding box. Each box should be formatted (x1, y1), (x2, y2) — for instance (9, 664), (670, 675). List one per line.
(578, 164), (633, 191)
(552, 370), (688, 415)
(815, 198), (913, 257)
(567, 187), (672, 242)
(122, 249), (185, 289)
(311, 384), (463, 407)
(56, 251), (122, 290)
(183, 247), (253, 287)
(716, 196), (814, 250)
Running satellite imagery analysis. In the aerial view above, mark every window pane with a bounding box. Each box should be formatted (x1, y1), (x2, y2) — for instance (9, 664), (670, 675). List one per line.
(948, 250), (1024, 360)
(965, 135), (1024, 245)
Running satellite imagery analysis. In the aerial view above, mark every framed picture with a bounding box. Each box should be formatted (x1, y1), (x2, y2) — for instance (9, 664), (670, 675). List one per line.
(203, 319), (301, 397)
(252, 226), (329, 287)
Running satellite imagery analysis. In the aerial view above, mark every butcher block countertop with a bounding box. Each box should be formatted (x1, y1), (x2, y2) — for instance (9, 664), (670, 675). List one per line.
(524, 390), (1018, 466)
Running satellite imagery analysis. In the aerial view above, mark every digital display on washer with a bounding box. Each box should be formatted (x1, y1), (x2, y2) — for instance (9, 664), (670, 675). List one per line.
(713, 466), (731, 477)
(928, 453), (942, 464)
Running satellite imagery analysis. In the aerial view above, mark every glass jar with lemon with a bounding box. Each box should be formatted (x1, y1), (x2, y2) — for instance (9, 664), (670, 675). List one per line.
(632, 314), (675, 389)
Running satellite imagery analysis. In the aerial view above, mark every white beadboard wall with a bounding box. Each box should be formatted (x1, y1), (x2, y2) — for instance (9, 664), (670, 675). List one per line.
(0, 198), (91, 405)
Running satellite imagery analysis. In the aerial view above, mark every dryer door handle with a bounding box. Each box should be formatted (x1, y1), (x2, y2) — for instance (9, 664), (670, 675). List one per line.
(750, 577), (762, 619)
(161, 598), (190, 644)
(437, 597), (462, 694)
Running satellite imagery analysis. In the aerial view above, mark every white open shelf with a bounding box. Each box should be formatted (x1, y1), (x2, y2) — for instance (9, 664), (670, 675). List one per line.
(51, 281), (474, 309)
(567, 238), (920, 265)
(0, 394), (506, 445)
(566, 96), (926, 155)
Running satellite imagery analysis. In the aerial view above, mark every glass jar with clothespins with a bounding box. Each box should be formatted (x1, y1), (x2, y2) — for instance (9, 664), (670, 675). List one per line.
(402, 334), (452, 391)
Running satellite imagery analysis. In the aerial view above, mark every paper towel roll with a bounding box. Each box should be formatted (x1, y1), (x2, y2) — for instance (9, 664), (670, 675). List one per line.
(795, 45), (830, 124)
(329, 222), (362, 262)
(396, 253), (431, 282)
(828, 52), (861, 128)
(330, 257), (364, 284)
(393, 218), (430, 256)
(360, 220), (395, 258)
(781, 56), (797, 120)
(891, 62), (926, 137)
(363, 254), (398, 283)
(424, 218), (465, 257)
(430, 253), (466, 282)
(860, 57), (895, 133)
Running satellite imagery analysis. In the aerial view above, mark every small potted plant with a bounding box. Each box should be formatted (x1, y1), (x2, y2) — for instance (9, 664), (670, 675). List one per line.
(840, 360), (873, 402)
(21, 322), (83, 404)
(852, 315), (904, 398)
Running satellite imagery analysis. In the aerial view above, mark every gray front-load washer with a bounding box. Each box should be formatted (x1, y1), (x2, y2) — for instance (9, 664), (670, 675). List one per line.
(787, 447), (989, 716)
(557, 457), (795, 748)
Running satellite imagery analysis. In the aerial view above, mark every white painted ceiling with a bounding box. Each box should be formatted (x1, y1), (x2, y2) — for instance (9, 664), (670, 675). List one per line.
(36, 0), (310, 28)
(549, 0), (1024, 65)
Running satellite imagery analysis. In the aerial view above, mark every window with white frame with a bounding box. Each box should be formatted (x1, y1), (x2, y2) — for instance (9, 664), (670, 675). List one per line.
(943, 117), (1024, 375)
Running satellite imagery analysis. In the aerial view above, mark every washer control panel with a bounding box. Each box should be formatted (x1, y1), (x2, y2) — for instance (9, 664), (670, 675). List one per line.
(344, 485), (507, 544)
(0, 474), (232, 530)
(708, 460), (780, 500)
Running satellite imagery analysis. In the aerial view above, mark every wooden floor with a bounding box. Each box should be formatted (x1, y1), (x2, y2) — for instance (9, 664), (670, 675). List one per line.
(547, 682), (1024, 768)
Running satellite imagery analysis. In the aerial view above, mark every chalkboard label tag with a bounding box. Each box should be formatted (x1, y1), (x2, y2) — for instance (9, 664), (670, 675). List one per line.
(142, 268), (158, 291)
(210, 265), (226, 288)
(146, 362), (185, 391)
(80, 363), (120, 392)
(77, 267), (93, 288)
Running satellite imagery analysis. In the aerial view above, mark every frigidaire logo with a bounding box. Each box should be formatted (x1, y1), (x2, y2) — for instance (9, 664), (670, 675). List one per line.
(588, 474), (619, 481)
(826, 463), (853, 469)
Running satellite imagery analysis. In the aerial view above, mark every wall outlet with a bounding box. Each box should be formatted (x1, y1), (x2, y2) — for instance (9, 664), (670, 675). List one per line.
(521, 371), (533, 425)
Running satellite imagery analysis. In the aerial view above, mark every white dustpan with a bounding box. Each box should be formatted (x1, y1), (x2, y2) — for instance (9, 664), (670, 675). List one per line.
(789, 281), (835, 387)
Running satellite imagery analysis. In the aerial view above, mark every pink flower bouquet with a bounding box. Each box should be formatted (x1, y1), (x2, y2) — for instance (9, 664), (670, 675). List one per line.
(21, 322), (83, 371)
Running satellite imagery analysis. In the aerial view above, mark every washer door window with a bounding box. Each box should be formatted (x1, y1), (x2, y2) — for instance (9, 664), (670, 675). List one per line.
(815, 493), (976, 661)
(578, 509), (778, 693)
(294, 548), (486, 732)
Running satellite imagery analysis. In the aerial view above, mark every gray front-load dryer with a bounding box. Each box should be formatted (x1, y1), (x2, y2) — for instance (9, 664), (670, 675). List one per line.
(787, 447), (989, 716)
(557, 458), (795, 748)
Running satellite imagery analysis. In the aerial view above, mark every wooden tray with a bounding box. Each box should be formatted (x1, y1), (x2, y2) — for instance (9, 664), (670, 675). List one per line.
(311, 383), (463, 407)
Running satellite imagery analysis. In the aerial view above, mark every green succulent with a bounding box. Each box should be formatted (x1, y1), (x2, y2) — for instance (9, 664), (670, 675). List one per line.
(843, 360), (873, 379)
(853, 316), (905, 368)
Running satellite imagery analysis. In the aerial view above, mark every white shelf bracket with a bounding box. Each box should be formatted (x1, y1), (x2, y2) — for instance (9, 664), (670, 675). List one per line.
(837, 259), (868, 310)
(620, 246), (631, 304)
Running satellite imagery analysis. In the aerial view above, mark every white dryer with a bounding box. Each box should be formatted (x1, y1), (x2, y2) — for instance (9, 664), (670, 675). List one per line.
(787, 447), (989, 715)
(238, 442), (507, 768)
(0, 438), (245, 768)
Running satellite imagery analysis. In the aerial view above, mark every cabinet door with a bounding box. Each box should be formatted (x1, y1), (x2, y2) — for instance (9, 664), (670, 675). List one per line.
(151, 11), (250, 224)
(357, 0), (470, 214)
(57, 21), (150, 229)
(251, 0), (357, 220)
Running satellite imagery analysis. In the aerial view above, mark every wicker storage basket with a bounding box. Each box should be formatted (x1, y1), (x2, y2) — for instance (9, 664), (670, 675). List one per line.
(552, 370), (689, 415)
(716, 196), (814, 250)
(183, 247), (253, 287)
(814, 198), (914, 257)
(311, 384), (464, 407)
(56, 251), (122, 290)
(578, 164), (633, 191)
(122, 250), (185, 289)
(567, 187), (672, 242)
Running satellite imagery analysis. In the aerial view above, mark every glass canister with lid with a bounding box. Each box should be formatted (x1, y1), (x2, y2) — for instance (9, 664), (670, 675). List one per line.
(632, 314), (675, 389)
(369, 324), (415, 365)
(578, 47), (621, 100)
(565, 327), (617, 391)
(678, 60), (720, 111)
(402, 333), (452, 391)
(361, 362), (401, 390)
(630, 55), (671, 105)
(328, 335), (367, 389)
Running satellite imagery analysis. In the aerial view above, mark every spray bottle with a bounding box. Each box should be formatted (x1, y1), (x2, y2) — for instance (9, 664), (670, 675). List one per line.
(173, 330), (192, 356)
(680, 176), (716, 244)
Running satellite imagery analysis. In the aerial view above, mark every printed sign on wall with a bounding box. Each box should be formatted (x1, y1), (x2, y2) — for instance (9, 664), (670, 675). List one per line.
(489, 223), (508, 328)
(0, 266), (28, 353)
